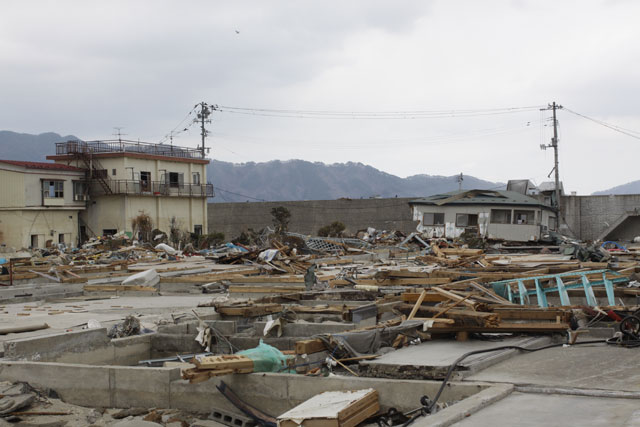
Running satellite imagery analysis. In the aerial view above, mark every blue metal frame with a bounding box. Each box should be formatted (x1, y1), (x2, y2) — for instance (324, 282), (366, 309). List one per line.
(491, 269), (627, 307)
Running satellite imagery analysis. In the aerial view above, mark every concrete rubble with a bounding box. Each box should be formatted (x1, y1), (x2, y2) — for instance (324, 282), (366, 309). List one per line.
(0, 229), (640, 426)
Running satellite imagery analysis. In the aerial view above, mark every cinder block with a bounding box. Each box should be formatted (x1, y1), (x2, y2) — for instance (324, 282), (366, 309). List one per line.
(209, 407), (256, 427)
(157, 323), (189, 334)
(205, 320), (237, 336)
(150, 333), (202, 358)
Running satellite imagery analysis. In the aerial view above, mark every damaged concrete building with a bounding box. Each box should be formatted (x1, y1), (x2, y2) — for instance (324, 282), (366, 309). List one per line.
(409, 189), (557, 242)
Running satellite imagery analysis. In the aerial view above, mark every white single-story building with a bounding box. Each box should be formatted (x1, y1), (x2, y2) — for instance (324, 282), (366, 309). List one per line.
(409, 189), (556, 242)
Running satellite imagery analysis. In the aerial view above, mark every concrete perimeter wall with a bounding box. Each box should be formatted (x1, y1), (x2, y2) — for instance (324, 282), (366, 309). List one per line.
(562, 194), (640, 241)
(208, 198), (416, 240)
(208, 193), (640, 242)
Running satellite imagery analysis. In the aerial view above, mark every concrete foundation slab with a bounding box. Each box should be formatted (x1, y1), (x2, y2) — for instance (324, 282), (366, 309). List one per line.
(361, 336), (552, 379)
(467, 343), (640, 392)
(450, 392), (640, 426)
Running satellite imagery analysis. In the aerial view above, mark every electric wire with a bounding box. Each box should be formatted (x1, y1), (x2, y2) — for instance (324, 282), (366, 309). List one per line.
(159, 105), (199, 144)
(216, 105), (544, 120)
(563, 107), (640, 140)
(213, 186), (267, 202)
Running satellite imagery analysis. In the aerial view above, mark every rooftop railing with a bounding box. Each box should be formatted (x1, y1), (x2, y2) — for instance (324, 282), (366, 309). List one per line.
(55, 140), (205, 160)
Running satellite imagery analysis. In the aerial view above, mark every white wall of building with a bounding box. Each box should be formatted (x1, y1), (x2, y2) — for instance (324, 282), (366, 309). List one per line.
(412, 204), (553, 242)
(0, 164), (84, 248)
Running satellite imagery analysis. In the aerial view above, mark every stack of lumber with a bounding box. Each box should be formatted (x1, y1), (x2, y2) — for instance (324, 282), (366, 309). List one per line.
(277, 389), (379, 427)
(397, 284), (571, 336)
(182, 354), (254, 384)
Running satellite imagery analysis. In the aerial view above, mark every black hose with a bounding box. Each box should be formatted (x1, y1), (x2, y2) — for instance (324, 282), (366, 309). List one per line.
(402, 339), (608, 427)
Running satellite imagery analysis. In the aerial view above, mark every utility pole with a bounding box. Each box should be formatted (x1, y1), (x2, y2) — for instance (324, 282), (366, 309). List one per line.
(457, 173), (464, 191)
(196, 102), (216, 158)
(539, 101), (563, 229)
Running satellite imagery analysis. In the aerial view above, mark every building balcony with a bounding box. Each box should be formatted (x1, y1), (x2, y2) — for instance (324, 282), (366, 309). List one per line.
(90, 180), (214, 198)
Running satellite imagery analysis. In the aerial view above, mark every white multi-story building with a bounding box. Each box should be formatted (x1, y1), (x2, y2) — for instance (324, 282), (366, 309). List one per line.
(47, 140), (213, 242)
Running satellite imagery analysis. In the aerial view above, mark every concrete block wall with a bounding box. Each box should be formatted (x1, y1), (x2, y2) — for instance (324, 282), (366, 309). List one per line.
(208, 198), (417, 240)
(3, 328), (151, 365)
(561, 194), (640, 241)
(0, 360), (488, 413)
(0, 361), (180, 408)
(209, 194), (640, 243)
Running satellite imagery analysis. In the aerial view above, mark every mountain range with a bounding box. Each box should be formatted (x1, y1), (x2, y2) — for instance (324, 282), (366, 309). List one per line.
(0, 130), (634, 199)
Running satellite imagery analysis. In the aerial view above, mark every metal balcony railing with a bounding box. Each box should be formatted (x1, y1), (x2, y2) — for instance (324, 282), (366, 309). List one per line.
(89, 180), (214, 198)
(55, 140), (205, 160)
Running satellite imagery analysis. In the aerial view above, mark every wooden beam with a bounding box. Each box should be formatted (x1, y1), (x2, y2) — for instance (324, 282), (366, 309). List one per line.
(295, 338), (327, 355)
(407, 290), (427, 320)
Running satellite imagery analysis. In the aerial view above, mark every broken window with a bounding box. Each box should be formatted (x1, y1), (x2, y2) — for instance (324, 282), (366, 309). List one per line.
(422, 212), (445, 226)
(194, 225), (203, 235)
(42, 180), (64, 198)
(102, 229), (117, 236)
(456, 213), (478, 227)
(513, 210), (535, 225)
(490, 209), (511, 224)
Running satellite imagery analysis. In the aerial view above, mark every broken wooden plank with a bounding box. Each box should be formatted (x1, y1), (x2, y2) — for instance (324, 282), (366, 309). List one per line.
(295, 338), (327, 355)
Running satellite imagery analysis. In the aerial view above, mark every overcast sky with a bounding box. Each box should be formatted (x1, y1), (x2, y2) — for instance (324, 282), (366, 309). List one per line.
(2, 0), (639, 194)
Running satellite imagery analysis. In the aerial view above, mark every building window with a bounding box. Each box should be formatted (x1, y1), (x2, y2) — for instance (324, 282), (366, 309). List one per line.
(490, 209), (511, 224)
(140, 171), (151, 192)
(456, 213), (478, 227)
(112, 169), (117, 176)
(168, 172), (184, 188)
(513, 210), (535, 225)
(73, 181), (87, 200)
(192, 172), (201, 185)
(422, 212), (445, 226)
(43, 180), (64, 198)
(194, 225), (203, 235)
(102, 229), (117, 236)
(58, 234), (65, 244)
(549, 216), (557, 231)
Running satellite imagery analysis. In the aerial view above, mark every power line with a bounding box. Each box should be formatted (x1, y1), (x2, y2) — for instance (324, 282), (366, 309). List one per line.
(213, 186), (267, 202)
(159, 106), (198, 144)
(563, 107), (640, 140)
(216, 105), (544, 120)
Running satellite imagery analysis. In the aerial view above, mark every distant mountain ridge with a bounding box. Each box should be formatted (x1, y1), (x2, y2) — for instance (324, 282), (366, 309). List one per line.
(0, 131), (79, 162)
(10, 130), (605, 201)
(592, 180), (640, 195)
(207, 159), (504, 202)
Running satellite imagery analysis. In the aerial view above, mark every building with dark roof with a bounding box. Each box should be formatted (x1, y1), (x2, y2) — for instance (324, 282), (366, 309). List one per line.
(409, 189), (557, 242)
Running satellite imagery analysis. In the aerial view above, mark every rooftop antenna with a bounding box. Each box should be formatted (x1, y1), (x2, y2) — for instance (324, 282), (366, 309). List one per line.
(113, 127), (127, 148)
